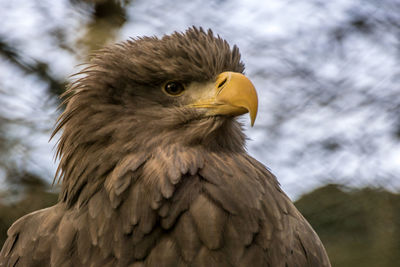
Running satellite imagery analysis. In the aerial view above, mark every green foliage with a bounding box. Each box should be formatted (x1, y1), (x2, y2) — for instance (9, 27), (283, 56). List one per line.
(295, 184), (400, 267)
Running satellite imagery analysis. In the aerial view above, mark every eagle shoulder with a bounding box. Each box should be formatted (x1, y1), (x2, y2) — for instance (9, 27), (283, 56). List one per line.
(0, 205), (65, 266)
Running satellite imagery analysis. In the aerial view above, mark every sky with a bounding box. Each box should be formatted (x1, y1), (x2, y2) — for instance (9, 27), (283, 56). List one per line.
(0, 0), (399, 199)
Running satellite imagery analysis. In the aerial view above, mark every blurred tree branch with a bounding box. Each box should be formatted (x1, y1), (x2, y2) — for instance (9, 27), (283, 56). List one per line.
(0, 38), (66, 97)
(72, 0), (130, 56)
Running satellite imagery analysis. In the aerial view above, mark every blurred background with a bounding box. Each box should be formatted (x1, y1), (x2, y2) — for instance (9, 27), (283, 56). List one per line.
(0, 0), (399, 266)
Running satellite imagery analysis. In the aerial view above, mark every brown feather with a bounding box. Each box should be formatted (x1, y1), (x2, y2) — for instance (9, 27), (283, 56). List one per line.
(173, 213), (201, 262)
(189, 193), (227, 250)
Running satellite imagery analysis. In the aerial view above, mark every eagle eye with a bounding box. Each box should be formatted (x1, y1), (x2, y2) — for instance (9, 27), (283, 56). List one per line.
(163, 81), (185, 96)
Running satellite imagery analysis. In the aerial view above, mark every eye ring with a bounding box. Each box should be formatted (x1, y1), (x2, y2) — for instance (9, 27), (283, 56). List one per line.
(163, 81), (185, 96)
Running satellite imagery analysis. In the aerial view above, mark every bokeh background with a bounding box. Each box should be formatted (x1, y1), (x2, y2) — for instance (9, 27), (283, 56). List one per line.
(0, 0), (399, 266)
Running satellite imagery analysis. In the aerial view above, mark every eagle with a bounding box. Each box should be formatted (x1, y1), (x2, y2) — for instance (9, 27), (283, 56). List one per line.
(0, 27), (331, 267)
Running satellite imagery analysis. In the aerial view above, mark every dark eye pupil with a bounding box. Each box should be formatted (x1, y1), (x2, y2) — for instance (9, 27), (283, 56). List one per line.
(168, 83), (178, 92)
(165, 82), (184, 95)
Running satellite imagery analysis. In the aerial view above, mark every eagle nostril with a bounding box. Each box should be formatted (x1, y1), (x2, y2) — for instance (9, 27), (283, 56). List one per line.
(217, 78), (228, 89)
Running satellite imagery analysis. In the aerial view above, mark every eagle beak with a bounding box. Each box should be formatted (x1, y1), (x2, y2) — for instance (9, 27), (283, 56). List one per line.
(190, 72), (258, 126)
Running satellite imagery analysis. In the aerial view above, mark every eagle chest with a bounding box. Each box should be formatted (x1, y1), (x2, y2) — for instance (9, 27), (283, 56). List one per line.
(98, 145), (266, 266)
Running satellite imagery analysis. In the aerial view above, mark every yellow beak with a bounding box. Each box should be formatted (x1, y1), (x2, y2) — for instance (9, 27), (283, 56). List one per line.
(189, 72), (258, 126)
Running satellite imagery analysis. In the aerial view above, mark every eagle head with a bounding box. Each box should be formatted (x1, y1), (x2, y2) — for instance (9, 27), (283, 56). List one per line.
(54, 27), (258, 205)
